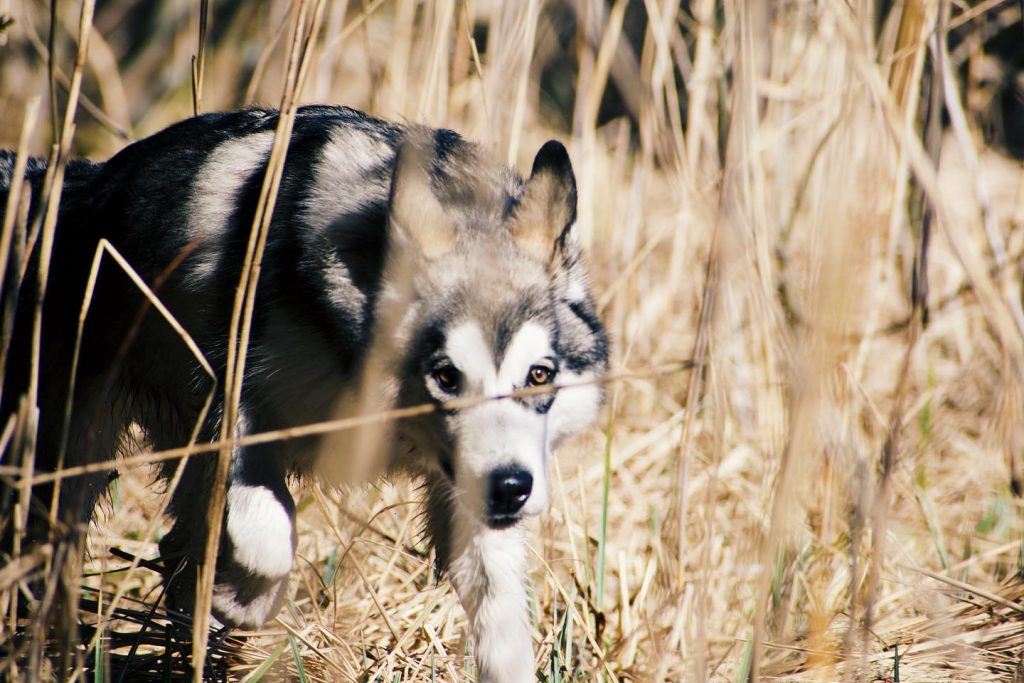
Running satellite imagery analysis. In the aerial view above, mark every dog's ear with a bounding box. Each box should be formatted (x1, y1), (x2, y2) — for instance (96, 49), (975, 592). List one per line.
(509, 140), (577, 264)
(388, 128), (457, 260)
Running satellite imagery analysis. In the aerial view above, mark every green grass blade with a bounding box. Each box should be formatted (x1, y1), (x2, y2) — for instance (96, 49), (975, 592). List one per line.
(596, 402), (615, 612)
(241, 640), (288, 682)
(289, 635), (308, 683)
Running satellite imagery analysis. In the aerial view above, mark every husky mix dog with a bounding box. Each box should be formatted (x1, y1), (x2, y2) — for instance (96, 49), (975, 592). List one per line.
(0, 105), (608, 681)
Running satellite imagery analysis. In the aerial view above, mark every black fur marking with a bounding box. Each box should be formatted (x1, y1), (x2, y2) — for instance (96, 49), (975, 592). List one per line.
(560, 299), (609, 374)
(404, 317), (449, 378)
(567, 299), (603, 337)
(432, 128), (463, 169)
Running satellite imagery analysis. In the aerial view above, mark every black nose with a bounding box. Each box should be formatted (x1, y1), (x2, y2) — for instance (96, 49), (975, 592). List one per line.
(487, 468), (533, 520)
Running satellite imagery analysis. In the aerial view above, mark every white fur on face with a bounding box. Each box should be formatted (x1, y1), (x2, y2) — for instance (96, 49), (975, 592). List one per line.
(498, 322), (553, 387)
(546, 370), (602, 446)
(444, 321), (554, 395)
(442, 321), (555, 519)
(226, 483), (296, 578)
(444, 322), (498, 395)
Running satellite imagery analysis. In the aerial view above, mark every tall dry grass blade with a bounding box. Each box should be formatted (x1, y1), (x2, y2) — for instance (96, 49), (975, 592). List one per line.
(856, 4), (935, 674)
(938, 22), (1023, 334)
(910, 9), (947, 328)
(9, 399), (36, 664)
(685, 0), (717, 175)
(193, 1), (327, 677)
(195, 0), (314, 663)
(46, 0), (58, 143)
(7, 363), (687, 487)
(888, 0), (929, 114)
(0, 185), (31, 420)
(0, 187), (31, 652)
(242, 8), (291, 107)
(191, 0), (210, 116)
(482, 0), (540, 162)
(14, 0), (96, 672)
(0, 98), (41, 410)
(16, 14), (132, 142)
(839, 7), (1024, 381)
(663, 183), (717, 588)
(417, 0), (454, 125)
(729, 4), (789, 680)
(640, 0), (687, 170)
(0, 98), (40, 318)
(381, 0), (415, 115)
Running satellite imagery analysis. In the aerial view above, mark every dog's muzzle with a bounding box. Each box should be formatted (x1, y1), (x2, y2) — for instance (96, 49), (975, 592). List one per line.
(486, 466), (533, 528)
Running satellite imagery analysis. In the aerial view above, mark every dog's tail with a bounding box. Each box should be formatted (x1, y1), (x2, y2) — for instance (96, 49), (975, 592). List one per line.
(1, 150), (21, 207)
(0, 150), (15, 188)
(0, 149), (51, 186)
(0, 151), (104, 227)
(0, 150), (50, 221)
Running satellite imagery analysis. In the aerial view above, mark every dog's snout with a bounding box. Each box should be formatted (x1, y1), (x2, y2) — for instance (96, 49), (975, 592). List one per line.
(487, 468), (533, 522)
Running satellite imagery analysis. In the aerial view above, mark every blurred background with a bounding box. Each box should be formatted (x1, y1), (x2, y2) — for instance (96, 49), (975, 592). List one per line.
(2, 2), (1024, 159)
(1, 0), (1024, 680)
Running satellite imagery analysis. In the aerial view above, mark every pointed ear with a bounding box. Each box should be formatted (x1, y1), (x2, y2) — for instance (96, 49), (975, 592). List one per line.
(509, 140), (577, 263)
(388, 128), (457, 260)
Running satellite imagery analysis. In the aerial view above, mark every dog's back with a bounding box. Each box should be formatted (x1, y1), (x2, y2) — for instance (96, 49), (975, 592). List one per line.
(0, 106), (407, 570)
(2, 107), (401, 453)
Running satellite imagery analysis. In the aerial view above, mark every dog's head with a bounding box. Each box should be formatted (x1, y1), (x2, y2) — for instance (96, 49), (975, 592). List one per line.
(386, 128), (608, 529)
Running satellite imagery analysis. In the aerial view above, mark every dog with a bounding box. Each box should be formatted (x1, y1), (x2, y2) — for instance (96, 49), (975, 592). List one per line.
(0, 105), (608, 681)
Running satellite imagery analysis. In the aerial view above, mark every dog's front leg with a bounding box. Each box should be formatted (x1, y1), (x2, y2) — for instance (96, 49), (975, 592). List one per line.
(211, 439), (297, 628)
(427, 478), (535, 683)
(162, 420), (296, 629)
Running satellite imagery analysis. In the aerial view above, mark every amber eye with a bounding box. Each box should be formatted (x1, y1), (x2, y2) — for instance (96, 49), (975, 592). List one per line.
(432, 364), (462, 393)
(526, 364), (555, 387)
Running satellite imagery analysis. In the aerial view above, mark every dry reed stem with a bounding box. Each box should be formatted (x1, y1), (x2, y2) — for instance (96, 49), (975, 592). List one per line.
(685, 0), (716, 174)
(856, 2), (936, 677)
(9, 0), (94, 673)
(417, 0), (454, 124)
(0, 99), (40, 323)
(0, 98), (40, 411)
(840, 10), (1024, 379)
(194, 1), (328, 677)
(4, 362), (691, 487)
(13, 7), (131, 142)
(191, 0), (210, 116)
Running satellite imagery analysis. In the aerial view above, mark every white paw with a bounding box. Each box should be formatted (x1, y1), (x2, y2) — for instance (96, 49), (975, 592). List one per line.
(226, 484), (295, 578)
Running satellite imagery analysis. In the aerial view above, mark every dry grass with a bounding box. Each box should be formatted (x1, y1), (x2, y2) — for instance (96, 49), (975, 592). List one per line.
(2, 0), (1024, 680)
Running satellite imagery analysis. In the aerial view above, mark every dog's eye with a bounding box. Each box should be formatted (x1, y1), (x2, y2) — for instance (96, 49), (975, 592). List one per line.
(526, 365), (555, 387)
(432, 364), (462, 393)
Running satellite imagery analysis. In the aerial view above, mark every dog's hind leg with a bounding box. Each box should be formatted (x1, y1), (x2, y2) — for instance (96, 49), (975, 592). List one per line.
(426, 476), (535, 683)
(160, 410), (296, 629)
(25, 376), (120, 669)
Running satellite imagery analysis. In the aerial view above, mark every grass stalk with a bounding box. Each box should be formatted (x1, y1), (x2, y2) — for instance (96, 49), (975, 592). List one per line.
(193, 1), (328, 678)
